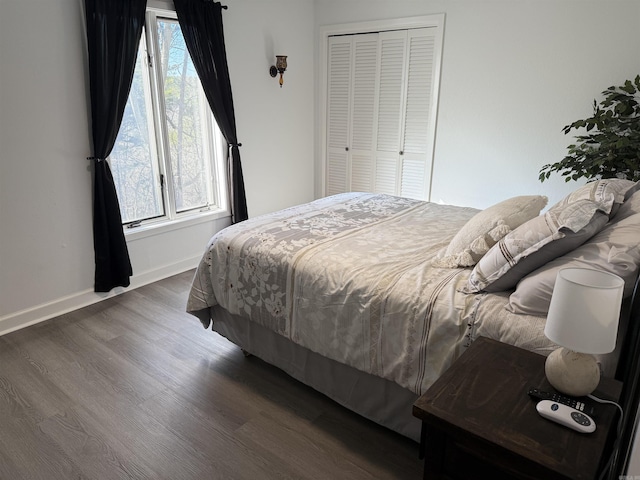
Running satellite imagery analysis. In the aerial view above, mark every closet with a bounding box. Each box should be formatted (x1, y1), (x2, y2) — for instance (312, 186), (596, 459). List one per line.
(321, 16), (444, 201)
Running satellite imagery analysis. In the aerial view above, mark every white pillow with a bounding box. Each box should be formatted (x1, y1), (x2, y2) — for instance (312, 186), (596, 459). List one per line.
(464, 179), (638, 293)
(551, 178), (637, 216)
(614, 185), (640, 221)
(433, 195), (548, 268)
(508, 211), (640, 315)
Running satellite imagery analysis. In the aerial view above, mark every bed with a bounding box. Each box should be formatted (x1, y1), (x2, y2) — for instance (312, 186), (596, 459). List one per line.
(186, 179), (640, 444)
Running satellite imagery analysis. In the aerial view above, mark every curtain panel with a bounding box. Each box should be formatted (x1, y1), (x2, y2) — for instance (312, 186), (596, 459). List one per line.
(174, 0), (248, 223)
(84, 0), (146, 292)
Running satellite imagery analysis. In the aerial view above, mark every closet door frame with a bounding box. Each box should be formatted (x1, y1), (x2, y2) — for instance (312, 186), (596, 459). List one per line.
(317, 14), (445, 200)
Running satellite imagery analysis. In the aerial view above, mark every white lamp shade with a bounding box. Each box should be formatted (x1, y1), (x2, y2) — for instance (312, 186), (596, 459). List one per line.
(544, 268), (624, 355)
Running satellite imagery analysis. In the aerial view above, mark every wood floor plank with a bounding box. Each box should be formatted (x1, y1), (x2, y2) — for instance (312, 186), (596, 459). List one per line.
(104, 332), (254, 433)
(0, 270), (422, 479)
(46, 363), (213, 479)
(0, 346), (69, 423)
(0, 323), (78, 374)
(39, 407), (155, 480)
(138, 389), (304, 480)
(0, 387), (84, 479)
(235, 410), (379, 480)
(311, 406), (422, 478)
(54, 322), (166, 405)
(120, 289), (217, 346)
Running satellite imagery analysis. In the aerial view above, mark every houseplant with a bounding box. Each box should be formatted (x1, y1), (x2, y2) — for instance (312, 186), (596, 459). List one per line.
(539, 75), (640, 183)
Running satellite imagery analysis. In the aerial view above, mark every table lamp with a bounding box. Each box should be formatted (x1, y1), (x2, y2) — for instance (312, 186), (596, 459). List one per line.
(544, 268), (624, 397)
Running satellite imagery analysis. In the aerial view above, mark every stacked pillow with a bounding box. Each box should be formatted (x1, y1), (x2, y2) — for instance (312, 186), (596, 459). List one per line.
(433, 195), (548, 268)
(462, 179), (639, 299)
(508, 183), (640, 315)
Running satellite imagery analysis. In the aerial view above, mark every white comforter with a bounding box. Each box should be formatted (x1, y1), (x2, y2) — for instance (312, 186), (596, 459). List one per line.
(187, 193), (556, 394)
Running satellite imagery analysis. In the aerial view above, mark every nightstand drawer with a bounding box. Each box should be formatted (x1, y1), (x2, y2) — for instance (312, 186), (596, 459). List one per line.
(432, 428), (569, 480)
(441, 435), (520, 480)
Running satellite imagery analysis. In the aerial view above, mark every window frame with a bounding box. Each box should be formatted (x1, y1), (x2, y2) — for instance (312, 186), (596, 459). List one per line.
(110, 7), (230, 239)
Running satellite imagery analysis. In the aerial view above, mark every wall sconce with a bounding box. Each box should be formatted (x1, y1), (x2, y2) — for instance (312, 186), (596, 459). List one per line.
(269, 55), (287, 87)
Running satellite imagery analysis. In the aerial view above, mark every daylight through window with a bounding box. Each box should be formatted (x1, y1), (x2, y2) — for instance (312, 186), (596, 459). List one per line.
(110, 10), (226, 227)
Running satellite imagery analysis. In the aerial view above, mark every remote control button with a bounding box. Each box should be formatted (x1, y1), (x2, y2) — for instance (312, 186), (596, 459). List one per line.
(571, 412), (592, 426)
(551, 403), (559, 411)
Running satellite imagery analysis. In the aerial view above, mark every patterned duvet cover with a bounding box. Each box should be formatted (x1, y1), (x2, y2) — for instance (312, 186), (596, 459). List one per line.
(187, 193), (555, 395)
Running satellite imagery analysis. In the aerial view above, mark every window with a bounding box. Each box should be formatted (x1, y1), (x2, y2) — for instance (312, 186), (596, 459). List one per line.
(110, 9), (227, 227)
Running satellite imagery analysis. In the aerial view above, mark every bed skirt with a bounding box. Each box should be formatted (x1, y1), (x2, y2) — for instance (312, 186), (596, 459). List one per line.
(208, 306), (422, 442)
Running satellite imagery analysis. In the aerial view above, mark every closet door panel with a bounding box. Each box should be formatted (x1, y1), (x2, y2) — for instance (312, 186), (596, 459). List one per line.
(400, 158), (426, 200)
(376, 31), (407, 155)
(374, 155), (398, 195)
(352, 153), (373, 192)
(327, 39), (351, 148)
(399, 28), (438, 200)
(327, 150), (349, 196)
(403, 29), (436, 156)
(350, 34), (379, 192)
(351, 35), (378, 151)
(326, 37), (353, 195)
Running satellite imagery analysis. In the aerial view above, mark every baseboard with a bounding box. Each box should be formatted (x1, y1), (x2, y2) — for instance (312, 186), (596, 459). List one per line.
(0, 256), (201, 337)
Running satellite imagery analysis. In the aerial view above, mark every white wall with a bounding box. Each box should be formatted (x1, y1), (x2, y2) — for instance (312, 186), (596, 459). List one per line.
(314, 0), (640, 209)
(0, 0), (315, 333)
(224, 0), (316, 216)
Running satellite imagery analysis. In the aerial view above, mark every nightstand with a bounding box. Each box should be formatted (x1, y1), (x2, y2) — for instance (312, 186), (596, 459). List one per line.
(412, 337), (622, 480)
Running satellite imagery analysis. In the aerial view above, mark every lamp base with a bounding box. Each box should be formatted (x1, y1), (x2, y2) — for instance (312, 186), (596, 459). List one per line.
(544, 347), (600, 397)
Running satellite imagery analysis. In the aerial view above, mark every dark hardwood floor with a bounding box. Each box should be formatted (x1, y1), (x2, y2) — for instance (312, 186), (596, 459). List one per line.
(0, 270), (422, 479)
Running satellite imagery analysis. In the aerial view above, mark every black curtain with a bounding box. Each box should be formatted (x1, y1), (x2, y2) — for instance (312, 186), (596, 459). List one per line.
(84, 0), (146, 292)
(174, 0), (248, 223)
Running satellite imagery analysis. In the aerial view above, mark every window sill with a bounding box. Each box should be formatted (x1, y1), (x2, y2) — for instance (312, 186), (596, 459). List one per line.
(123, 207), (231, 242)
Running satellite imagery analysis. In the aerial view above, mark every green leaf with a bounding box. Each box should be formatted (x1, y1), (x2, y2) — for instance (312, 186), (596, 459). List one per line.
(622, 80), (636, 94)
(540, 75), (640, 184)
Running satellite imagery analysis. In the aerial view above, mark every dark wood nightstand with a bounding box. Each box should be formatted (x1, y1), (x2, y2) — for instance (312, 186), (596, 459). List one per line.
(412, 337), (622, 480)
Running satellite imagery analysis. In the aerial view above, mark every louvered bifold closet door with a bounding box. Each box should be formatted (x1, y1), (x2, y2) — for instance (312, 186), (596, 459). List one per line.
(326, 37), (352, 196)
(374, 30), (407, 196)
(325, 25), (440, 199)
(326, 34), (379, 195)
(350, 34), (379, 193)
(374, 28), (438, 200)
(399, 28), (437, 200)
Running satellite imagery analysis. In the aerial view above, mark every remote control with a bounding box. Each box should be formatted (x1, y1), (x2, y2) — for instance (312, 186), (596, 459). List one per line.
(528, 387), (595, 416)
(536, 400), (596, 433)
